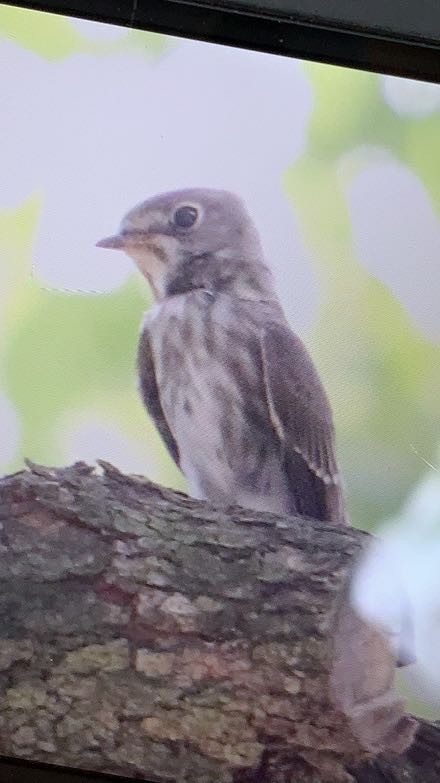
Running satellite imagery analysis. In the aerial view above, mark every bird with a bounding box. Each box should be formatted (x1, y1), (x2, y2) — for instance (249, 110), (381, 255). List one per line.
(97, 188), (347, 524)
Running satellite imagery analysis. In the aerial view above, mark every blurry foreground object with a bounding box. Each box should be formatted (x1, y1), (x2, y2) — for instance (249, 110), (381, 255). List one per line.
(97, 188), (347, 523)
(352, 450), (440, 706)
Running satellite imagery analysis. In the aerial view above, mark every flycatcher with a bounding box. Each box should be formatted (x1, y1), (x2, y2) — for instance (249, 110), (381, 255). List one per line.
(97, 188), (347, 524)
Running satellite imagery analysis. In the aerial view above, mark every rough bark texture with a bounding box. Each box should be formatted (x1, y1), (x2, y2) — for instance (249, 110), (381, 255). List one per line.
(0, 460), (434, 782)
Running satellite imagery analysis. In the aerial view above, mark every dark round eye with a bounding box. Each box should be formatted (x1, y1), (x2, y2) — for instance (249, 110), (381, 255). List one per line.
(173, 205), (199, 229)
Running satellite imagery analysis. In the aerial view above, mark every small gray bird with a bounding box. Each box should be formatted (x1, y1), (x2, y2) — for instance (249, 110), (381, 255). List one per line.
(97, 188), (347, 524)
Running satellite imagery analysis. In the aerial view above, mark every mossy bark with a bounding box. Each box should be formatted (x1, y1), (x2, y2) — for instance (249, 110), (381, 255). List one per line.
(0, 461), (434, 782)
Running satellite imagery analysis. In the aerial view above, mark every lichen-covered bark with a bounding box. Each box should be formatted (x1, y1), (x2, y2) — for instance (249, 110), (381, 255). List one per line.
(0, 460), (431, 783)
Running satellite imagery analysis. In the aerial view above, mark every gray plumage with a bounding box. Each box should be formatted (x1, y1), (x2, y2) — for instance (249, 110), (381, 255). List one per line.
(97, 188), (347, 524)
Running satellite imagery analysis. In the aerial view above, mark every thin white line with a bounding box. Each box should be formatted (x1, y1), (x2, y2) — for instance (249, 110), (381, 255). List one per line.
(410, 443), (439, 473)
(29, 265), (107, 296)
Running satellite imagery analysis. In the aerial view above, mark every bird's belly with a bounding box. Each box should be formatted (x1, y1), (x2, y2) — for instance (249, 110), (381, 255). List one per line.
(179, 426), (290, 515)
(162, 364), (238, 497)
(160, 354), (290, 513)
(150, 296), (290, 514)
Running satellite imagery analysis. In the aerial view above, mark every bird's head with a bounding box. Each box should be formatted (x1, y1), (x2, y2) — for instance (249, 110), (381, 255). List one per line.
(97, 188), (274, 300)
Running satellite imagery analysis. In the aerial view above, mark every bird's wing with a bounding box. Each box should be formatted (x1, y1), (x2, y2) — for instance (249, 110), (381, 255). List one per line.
(137, 327), (180, 468)
(260, 322), (347, 524)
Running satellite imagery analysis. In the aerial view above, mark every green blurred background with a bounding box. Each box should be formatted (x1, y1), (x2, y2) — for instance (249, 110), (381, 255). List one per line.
(1, 1), (440, 722)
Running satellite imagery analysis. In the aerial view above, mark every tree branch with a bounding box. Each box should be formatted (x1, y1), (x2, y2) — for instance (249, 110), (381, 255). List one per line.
(0, 460), (432, 782)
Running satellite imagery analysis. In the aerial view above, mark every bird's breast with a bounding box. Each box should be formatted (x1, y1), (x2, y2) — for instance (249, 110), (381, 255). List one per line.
(145, 292), (289, 511)
(148, 292), (244, 430)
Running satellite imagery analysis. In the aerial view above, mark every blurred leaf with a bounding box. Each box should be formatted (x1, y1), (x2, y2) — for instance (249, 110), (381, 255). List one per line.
(0, 5), (170, 59)
(404, 114), (440, 215)
(4, 277), (143, 455)
(302, 61), (403, 159)
(287, 70), (440, 532)
(0, 5), (84, 59)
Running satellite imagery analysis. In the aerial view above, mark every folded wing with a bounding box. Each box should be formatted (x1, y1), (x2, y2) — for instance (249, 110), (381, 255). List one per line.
(137, 328), (180, 468)
(261, 323), (347, 524)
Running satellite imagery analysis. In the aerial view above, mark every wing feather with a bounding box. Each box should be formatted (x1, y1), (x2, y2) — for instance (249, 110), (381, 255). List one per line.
(137, 327), (180, 468)
(261, 323), (347, 523)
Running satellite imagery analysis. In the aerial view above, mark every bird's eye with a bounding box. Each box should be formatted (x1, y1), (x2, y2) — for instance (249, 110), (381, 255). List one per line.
(173, 205), (199, 229)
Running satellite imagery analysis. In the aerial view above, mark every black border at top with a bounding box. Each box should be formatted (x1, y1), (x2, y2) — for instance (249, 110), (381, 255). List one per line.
(2, 0), (440, 82)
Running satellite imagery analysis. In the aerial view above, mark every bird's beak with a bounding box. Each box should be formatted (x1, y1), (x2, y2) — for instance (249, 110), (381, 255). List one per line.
(96, 234), (126, 250)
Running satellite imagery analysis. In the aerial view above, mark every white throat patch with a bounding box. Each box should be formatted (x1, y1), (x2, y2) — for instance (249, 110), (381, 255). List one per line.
(126, 234), (180, 300)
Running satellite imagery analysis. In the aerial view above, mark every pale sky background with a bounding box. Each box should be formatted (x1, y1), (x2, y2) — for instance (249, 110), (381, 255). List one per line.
(1, 36), (316, 326)
(1, 34), (439, 341)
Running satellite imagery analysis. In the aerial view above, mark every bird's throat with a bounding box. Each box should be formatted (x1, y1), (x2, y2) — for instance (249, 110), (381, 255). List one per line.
(126, 235), (180, 300)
